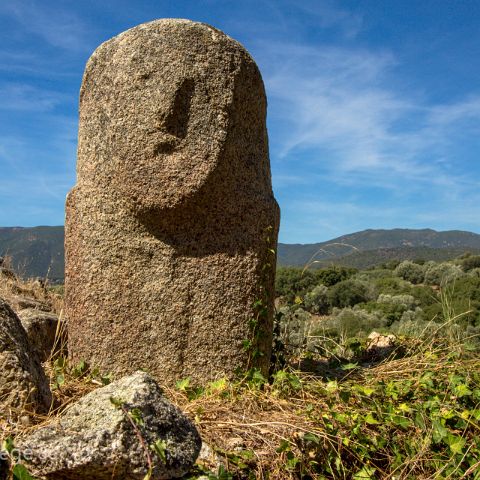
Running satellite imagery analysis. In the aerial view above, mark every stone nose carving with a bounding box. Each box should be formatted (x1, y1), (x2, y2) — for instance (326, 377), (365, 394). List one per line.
(145, 78), (195, 156)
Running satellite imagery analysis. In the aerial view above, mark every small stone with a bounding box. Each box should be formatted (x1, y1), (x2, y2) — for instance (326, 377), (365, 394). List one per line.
(18, 371), (201, 480)
(9, 296), (50, 312)
(0, 298), (51, 417)
(17, 309), (61, 362)
(366, 332), (397, 359)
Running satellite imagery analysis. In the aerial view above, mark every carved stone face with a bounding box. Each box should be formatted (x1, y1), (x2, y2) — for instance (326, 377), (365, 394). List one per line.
(77, 21), (245, 211)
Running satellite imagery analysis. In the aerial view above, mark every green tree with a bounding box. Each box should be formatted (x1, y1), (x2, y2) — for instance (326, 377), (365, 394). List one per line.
(328, 279), (371, 308)
(394, 261), (424, 284)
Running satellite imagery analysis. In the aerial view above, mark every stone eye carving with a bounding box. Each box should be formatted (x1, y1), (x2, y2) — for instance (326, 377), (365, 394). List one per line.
(154, 78), (195, 154)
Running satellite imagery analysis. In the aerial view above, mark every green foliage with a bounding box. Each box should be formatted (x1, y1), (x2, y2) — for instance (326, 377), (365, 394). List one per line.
(423, 261), (463, 286)
(277, 306), (312, 352)
(303, 284), (329, 314)
(12, 465), (34, 480)
(459, 253), (480, 272)
(394, 260), (425, 284)
(275, 267), (318, 303)
(275, 266), (356, 303)
(327, 279), (372, 308)
(315, 266), (357, 287)
(320, 307), (387, 340)
(51, 356), (112, 390)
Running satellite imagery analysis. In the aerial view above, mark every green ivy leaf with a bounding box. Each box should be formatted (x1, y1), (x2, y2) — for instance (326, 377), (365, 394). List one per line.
(364, 413), (379, 425)
(150, 439), (167, 464)
(129, 408), (144, 426)
(353, 465), (376, 479)
(446, 434), (466, 455)
(454, 384), (473, 397)
(1, 436), (14, 454)
(432, 418), (448, 443)
(12, 464), (35, 480)
(175, 378), (191, 391)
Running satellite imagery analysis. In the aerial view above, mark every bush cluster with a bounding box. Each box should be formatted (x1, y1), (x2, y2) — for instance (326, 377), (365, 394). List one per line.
(275, 255), (480, 352)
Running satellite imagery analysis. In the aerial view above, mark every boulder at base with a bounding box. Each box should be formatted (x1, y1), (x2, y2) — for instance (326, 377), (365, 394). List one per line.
(0, 298), (51, 417)
(17, 309), (61, 362)
(18, 371), (201, 480)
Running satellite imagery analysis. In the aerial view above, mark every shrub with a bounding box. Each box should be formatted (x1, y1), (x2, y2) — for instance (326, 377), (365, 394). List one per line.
(315, 266), (357, 287)
(394, 261), (424, 284)
(327, 279), (372, 309)
(373, 276), (408, 294)
(304, 284), (329, 315)
(275, 268), (318, 303)
(278, 306), (312, 350)
(390, 317), (440, 338)
(423, 262), (463, 286)
(322, 307), (387, 339)
(357, 294), (419, 326)
(460, 254), (480, 272)
(377, 293), (417, 309)
(468, 268), (480, 278)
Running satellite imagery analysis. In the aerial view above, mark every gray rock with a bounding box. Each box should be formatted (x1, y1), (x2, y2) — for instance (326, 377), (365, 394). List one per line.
(65, 19), (279, 385)
(366, 331), (397, 359)
(18, 371), (201, 479)
(0, 298), (52, 417)
(10, 296), (50, 312)
(17, 309), (61, 362)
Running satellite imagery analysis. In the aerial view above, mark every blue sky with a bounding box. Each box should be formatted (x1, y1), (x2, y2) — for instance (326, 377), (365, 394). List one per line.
(1, 0), (480, 243)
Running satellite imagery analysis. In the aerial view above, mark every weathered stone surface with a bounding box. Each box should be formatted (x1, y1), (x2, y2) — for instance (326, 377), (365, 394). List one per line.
(366, 332), (397, 359)
(17, 309), (60, 362)
(9, 296), (50, 312)
(66, 19), (279, 385)
(18, 371), (201, 480)
(0, 298), (51, 416)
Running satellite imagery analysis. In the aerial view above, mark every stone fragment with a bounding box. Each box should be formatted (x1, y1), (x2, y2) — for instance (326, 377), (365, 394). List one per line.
(18, 371), (201, 480)
(9, 296), (50, 312)
(366, 331), (397, 359)
(0, 298), (51, 416)
(66, 19), (279, 385)
(17, 309), (60, 362)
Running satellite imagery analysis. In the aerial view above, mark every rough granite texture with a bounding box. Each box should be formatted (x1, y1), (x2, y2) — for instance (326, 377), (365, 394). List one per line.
(17, 309), (60, 362)
(0, 298), (51, 416)
(65, 19), (280, 385)
(18, 371), (201, 480)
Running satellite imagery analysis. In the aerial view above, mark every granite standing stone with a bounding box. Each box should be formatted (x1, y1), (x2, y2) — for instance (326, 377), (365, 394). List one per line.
(66, 19), (280, 385)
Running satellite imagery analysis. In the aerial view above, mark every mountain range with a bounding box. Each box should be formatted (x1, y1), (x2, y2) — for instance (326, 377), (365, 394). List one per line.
(1, 226), (480, 281)
(278, 228), (480, 269)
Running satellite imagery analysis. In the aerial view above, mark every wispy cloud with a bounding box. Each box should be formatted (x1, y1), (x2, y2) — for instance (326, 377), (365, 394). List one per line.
(0, 1), (91, 52)
(289, 0), (363, 39)
(0, 83), (68, 111)
(261, 40), (480, 186)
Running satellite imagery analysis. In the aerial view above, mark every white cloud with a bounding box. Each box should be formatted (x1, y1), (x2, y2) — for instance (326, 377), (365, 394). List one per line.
(289, 0), (363, 39)
(260, 40), (480, 191)
(0, 1), (91, 52)
(0, 84), (67, 111)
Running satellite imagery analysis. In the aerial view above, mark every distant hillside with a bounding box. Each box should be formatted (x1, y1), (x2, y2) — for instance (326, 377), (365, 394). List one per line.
(301, 246), (480, 270)
(2, 227), (480, 280)
(0, 226), (64, 281)
(278, 228), (480, 268)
